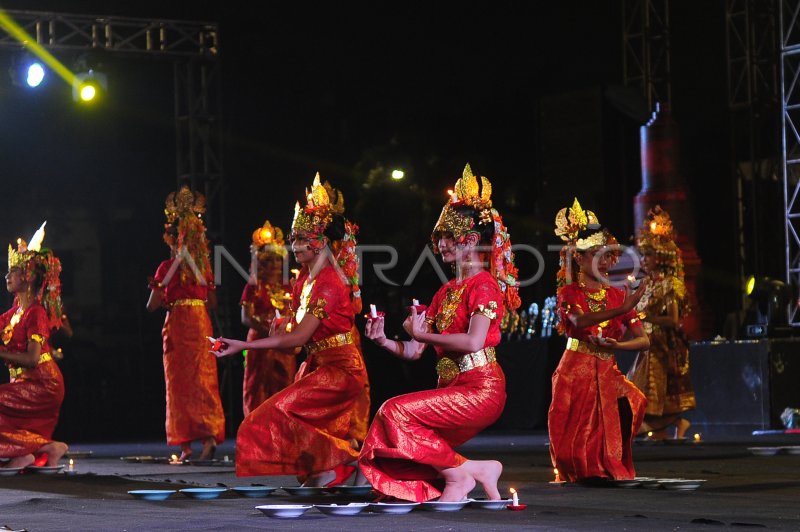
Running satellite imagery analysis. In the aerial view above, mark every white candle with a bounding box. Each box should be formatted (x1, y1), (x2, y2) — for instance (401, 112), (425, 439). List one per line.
(412, 299), (420, 306)
(370, 304), (378, 318)
(68, 459), (74, 471)
(510, 488), (519, 506)
(274, 308), (282, 320)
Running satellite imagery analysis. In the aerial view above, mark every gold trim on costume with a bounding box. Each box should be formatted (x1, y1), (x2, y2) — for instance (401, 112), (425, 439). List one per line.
(471, 301), (499, 320)
(435, 284), (467, 332)
(29, 333), (45, 345)
(435, 346), (497, 382)
(306, 331), (354, 355)
(170, 298), (205, 308)
(8, 352), (52, 380)
(565, 337), (614, 361)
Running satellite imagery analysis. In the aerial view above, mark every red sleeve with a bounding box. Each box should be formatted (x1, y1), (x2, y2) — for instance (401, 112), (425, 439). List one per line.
(240, 283), (255, 305)
(466, 276), (502, 322)
(24, 305), (50, 344)
(306, 272), (343, 321)
(557, 284), (583, 326)
(154, 260), (172, 284)
(622, 306), (643, 330)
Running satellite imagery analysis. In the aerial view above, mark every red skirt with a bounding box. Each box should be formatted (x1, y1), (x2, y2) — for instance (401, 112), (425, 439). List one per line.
(548, 349), (646, 482)
(236, 342), (368, 477)
(242, 328), (297, 417)
(162, 304), (225, 446)
(0, 359), (65, 457)
(359, 362), (506, 502)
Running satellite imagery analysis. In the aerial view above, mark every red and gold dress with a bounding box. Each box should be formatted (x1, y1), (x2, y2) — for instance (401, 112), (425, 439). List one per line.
(154, 258), (225, 447)
(240, 282), (296, 417)
(0, 303), (65, 457)
(548, 282), (646, 482)
(235, 263), (369, 478)
(359, 270), (507, 502)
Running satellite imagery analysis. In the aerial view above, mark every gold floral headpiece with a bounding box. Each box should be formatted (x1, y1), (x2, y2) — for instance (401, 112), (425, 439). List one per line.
(291, 173), (345, 235)
(554, 198), (611, 251)
(637, 205), (683, 275)
(432, 163), (494, 243)
(8, 221), (47, 270)
(164, 185), (206, 224)
(251, 219), (287, 258)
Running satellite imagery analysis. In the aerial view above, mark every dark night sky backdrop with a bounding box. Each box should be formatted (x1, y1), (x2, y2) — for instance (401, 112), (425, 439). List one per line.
(0, 1), (781, 439)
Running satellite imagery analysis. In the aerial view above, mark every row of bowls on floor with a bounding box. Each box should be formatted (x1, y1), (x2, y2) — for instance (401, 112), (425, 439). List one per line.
(255, 500), (512, 518)
(747, 446), (800, 456)
(129, 485), (373, 500)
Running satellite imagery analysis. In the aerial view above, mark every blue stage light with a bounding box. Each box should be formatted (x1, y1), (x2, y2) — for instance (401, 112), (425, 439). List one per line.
(25, 61), (45, 87)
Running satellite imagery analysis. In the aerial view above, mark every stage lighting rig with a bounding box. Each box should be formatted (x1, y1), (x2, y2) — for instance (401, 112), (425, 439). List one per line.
(72, 52), (108, 103)
(8, 53), (46, 88)
(744, 276), (793, 337)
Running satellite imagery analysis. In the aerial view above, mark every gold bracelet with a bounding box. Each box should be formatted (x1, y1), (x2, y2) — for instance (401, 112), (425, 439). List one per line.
(396, 340), (405, 357)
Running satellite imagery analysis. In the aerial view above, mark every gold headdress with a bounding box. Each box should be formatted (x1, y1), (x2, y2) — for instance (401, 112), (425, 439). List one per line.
(162, 185), (211, 279)
(164, 185), (206, 224)
(554, 198), (610, 251)
(291, 173), (344, 235)
(432, 163), (493, 243)
(637, 205), (683, 278)
(251, 220), (287, 258)
(6, 221), (63, 329)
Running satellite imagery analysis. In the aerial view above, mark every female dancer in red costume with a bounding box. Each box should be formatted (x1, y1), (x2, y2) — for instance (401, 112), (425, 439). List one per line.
(0, 222), (69, 469)
(213, 174), (369, 487)
(147, 185), (225, 461)
(240, 220), (295, 416)
(360, 164), (521, 502)
(549, 198), (649, 483)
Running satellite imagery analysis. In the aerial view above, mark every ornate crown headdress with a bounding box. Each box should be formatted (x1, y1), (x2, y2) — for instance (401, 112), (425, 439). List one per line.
(432, 163), (493, 243)
(7, 221), (63, 329)
(251, 220), (287, 258)
(164, 185), (206, 224)
(637, 205), (684, 278)
(554, 197), (610, 251)
(291, 173), (345, 235)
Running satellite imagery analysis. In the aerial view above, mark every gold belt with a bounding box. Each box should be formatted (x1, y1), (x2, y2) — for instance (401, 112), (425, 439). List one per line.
(170, 298), (205, 308)
(566, 337), (614, 361)
(9, 352), (52, 380)
(306, 331), (354, 355)
(436, 347), (496, 382)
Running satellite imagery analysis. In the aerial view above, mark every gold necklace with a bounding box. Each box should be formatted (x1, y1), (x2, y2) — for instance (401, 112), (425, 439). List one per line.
(579, 280), (607, 313)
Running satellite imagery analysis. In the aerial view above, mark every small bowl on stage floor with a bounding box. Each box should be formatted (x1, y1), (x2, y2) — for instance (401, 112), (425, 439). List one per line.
(231, 486), (277, 498)
(369, 502), (419, 514)
(0, 467), (24, 477)
(314, 502), (369, 516)
(282, 486), (327, 497)
(26, 465), (64, 475)
(256, 504), (312, 518)
(659, 479), (706, 491)
(420, 500), (469, 512)
(128, 490), (176, 501)
(329, 485), (373, 496)
(470, 498), (512, 510)
(179, 487), (227, 500)
(748, 447), (780, 456)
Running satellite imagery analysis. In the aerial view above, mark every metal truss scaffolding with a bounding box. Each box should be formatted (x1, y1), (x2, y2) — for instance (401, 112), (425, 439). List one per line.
(782, 0), (800, 325)
(623, 0), (671, 111)
(727, 0), (780, 310)
(0, 9), (224, 240)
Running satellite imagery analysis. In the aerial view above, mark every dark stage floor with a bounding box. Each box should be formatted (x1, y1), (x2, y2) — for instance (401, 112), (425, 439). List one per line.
(2, 431), (800, 531)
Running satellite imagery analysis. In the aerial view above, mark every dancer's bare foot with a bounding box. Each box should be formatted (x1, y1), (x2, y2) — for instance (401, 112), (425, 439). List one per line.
(198, 438), (216, 461)
(675, 418), (691, 439)
(39, 441), (68, 466)
(439, 464), (476, 502)
(463, 460), (503, 499)
(179, 443), (192, 462)
(6, 454), (35, 469)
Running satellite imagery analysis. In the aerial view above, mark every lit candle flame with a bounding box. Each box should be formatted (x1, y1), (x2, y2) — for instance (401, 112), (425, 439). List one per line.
(171, 454), (178, 463)
(509, 487), (519, 506)
(694, 433), (701, 442)
(68, 458), (74, 471)
(647, 431), (653, 438)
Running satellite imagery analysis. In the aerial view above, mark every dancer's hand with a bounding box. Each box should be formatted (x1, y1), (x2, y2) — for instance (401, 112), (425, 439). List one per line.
(209, 337), (246, 358)
(588, 335), (617, 348)
(622, 277), (649, 312)
(364, 315), (387, 344)
(409, 307), (427, 341)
